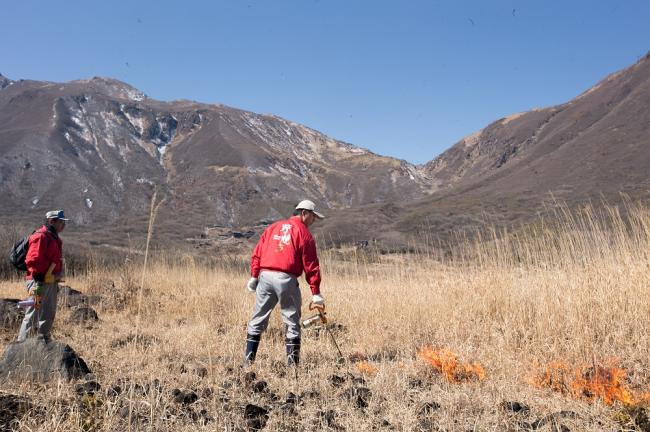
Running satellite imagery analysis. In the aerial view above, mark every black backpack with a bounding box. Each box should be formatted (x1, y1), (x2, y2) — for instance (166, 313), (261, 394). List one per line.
(8, 231), (35, 272)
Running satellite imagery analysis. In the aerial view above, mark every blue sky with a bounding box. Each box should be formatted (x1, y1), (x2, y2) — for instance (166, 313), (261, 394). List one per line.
(2, 1), (649, 163)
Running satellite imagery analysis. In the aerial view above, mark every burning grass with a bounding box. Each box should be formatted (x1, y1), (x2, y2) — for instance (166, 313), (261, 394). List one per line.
(531, 361), (650, 407)
(417, 347), (486, 383)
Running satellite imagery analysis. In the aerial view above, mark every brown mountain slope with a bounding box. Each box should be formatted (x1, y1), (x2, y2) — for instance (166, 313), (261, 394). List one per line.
(321, 53), (650, 247)
(425, 52), (650, 199)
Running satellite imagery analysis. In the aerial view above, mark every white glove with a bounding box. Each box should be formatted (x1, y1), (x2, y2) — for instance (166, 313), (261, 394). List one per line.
(247, 277), (258, 292)
(312, 294), (325, 306)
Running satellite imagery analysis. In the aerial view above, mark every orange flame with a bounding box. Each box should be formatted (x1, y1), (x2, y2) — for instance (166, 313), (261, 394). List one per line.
(532, 361), (649, 406)
(417, 347), (486, 383)
(355, 361), (378, 376)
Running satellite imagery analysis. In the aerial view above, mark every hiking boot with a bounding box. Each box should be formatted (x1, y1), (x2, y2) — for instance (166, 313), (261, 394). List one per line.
(244, 334), (261, 365)
(286, 337), (300, 366)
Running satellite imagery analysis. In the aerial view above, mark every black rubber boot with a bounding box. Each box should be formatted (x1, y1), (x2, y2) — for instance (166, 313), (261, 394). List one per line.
(244, 334), (261, 365)
(286, 337), (301, 366)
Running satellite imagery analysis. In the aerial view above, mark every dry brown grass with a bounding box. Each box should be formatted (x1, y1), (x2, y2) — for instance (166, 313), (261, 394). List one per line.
(0, 202), (649, 430)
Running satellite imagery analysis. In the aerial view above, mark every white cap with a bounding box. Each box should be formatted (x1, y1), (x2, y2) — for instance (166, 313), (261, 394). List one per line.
(295, 200), (325, 219)
(45, 209), (69, 221)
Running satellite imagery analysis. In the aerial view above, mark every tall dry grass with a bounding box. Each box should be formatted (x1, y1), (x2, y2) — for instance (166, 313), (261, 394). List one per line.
(0, 202), (648, 430)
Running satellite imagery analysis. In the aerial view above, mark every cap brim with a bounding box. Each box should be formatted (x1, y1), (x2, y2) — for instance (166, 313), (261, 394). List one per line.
(313, 211), (324, 219)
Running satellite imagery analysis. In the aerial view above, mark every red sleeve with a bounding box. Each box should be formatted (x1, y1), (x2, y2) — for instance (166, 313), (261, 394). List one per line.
(25, 232), (49, 276)
(250, 229), (267, 278)
(301, 234), (321, 295)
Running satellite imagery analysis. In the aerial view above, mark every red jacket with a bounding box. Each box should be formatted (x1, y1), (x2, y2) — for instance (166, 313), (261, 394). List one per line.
(251, 216), (321, 295)
(25, 225), (63, 282)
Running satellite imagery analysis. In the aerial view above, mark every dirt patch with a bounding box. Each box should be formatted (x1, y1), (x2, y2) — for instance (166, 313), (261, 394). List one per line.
(244, 403), (269, 430)
(110, 333), (159, 349)
(0, 393), (31, 430)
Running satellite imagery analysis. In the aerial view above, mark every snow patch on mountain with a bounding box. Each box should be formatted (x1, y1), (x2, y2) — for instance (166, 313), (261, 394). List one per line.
(69, 105), (94, 143)
(51, 102), (58, 127)
(73, 77), (147, 102)
(125, 87), (146, 102)
(0, 74), (13, 90)
(150, 115), (177, 164)
(122, 106), (146, 136)
(136, 177), (155, 186)
(99, 111), (122, 148)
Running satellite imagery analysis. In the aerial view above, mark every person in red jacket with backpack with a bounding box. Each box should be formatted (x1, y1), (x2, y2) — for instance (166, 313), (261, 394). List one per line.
(17, 209), (68, 343)
(244, 200), (325, 366)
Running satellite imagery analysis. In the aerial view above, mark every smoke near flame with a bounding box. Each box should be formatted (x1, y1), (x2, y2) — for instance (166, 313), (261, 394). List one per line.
(532, 361), (650, 406)
(417, 347), (486, 383)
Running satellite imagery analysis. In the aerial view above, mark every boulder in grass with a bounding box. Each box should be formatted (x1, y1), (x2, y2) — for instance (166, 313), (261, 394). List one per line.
(68, 306), (99, 324)
(0, 300), (24, 331)
(172, 388), (198, 405)
(244, 404), (269, 430)
(57, 286), (89, 308)
(0, 338), (90, 381)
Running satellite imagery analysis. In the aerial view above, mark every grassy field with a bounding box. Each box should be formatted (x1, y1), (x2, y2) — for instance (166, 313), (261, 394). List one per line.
(0, 202), (649, 431)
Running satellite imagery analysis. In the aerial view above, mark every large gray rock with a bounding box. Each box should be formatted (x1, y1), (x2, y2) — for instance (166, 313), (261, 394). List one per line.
(57, 286), (90, 308)
(0, 339), (90, 381)
(0, 300), (23, 331)
(68, 306), (99, 324)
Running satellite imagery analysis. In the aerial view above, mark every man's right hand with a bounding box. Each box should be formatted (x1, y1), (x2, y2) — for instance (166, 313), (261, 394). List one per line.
(247, 277), (259, 292)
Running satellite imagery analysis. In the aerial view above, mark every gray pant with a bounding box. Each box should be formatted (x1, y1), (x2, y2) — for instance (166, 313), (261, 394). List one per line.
(17, 280), (58, 342)
(247, 271), (302, 339)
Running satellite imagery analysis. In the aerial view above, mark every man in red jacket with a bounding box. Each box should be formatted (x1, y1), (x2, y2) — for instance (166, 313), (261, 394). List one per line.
(17, 209), (68, 343)
(244, 200), (325, 366)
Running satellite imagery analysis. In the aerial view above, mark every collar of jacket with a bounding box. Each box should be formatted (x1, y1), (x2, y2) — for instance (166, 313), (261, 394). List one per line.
(290, 215), (306, 226)
(44, 224), (60, 240)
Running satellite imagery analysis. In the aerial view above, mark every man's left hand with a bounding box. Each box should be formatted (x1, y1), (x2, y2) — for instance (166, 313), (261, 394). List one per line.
(311, 294), (325, 309)
(247, 277), (259, 292)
